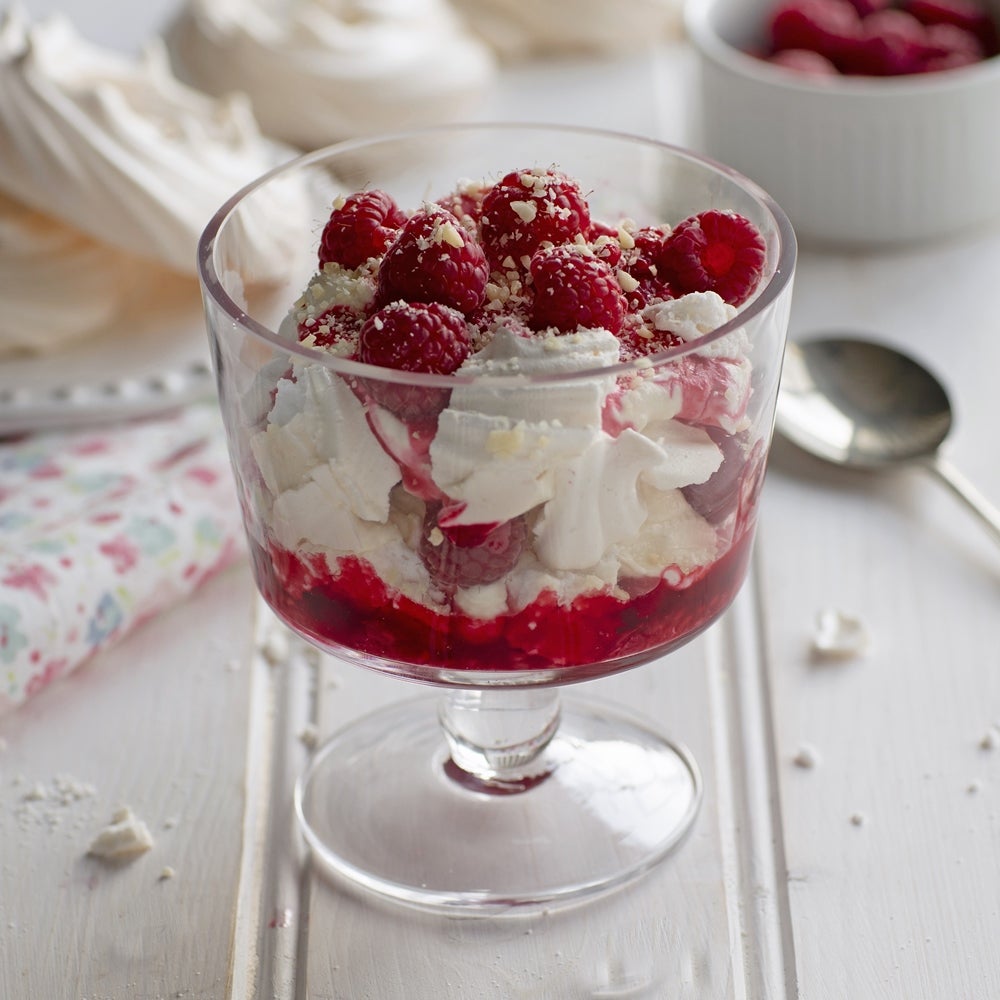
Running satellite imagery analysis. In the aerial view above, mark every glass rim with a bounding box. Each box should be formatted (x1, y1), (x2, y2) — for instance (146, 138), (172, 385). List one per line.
(197, 121), (797, 389)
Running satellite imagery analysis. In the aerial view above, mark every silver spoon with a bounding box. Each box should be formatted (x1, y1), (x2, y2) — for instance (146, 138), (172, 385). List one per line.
(775, 335), (1000, 546)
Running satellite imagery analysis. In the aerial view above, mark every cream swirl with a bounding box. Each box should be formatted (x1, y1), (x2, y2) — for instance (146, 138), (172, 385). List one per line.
(164, 0), (497, 150)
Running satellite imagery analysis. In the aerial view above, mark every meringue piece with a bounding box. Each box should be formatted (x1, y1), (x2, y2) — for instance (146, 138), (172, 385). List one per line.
(533, 425), (720, 572)
(0, 7), (299, 276)
(87, 806), (155, 861)
(270, 469), (400, 554)
(811, 608), (869, 660)
(643, 290), (737, 344)
(254, 364), (400, 507)
(452, 0), (682, 58)
(165, 0), (497, 150)
(430, 409), (595, 525)
(613, 484), (718, 580)
(0, 191), (168, 355)
(450, 326), (621, 429)
(462, 326), (622, 377)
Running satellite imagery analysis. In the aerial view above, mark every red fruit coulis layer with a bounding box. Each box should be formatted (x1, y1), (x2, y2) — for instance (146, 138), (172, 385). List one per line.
(249, 521), (756, 682)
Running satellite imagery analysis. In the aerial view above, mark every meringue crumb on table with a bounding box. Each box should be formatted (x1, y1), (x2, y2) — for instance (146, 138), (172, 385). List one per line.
(811, 608), (869, 661)
(87, 806), (155, 861)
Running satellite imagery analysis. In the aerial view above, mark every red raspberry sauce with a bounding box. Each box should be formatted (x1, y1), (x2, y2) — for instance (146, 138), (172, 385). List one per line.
(249, 524), (756, 682)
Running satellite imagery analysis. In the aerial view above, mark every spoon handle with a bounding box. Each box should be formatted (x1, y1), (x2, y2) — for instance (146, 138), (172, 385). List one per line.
(921, 454), (1000, 548)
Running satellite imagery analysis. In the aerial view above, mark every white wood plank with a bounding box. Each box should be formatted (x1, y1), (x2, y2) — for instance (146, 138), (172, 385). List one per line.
(761, 225), (1000, 999)
(0, 563), (258, 1000)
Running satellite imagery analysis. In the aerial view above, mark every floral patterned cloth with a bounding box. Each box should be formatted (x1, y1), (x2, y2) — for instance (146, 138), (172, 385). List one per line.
(0, 404), (245, 716)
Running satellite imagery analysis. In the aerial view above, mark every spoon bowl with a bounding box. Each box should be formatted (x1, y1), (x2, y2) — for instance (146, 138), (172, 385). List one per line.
(776, 335), (1000, 546)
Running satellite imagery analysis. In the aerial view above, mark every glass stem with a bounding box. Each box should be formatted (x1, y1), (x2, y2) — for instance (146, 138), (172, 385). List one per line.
(439, 688), (561, 787)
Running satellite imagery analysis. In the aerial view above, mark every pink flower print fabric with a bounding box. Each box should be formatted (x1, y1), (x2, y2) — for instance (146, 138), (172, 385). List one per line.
(0, 404), (246, 716)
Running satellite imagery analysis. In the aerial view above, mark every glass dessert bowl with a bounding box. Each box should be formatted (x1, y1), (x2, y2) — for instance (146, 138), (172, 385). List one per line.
(198, 124), (796, 912)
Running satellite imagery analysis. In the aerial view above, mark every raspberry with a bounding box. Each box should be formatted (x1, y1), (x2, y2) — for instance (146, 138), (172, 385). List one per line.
(843, 0), (892, 14)
(420, 508), (528, 589)
(903, 0), (999, 52)
(479, 168), (591, 271)
(375, 207), (489, 316)
(357, 301), (470, 419)
(359, 300), (469, 373)
(681, 429), (748, 524)
(615, 226), (675, 310)
(921, 21), (985, 68)
(318, 190), (407, 269)
(769, 0), (862, 66)
(528, 246), (626, 335)
(621, 226), (670, 282)
(655, 211), (766, 307)
(843, 9), (932, 74)
(437, 182), (490, 233)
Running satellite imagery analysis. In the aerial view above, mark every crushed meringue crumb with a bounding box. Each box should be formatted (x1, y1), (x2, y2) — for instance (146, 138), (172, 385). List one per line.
(792, 745), (820, 769)
(87, 806), (154, 860)
(617, 270), (640, 293)
(510, 200), (538, 223)
(849, 812), (866, 827)
(159, 866), (177, 881)
(811, 608), (868, 660)
(434, 219), (466, 248)
(487, 425), (526, 457)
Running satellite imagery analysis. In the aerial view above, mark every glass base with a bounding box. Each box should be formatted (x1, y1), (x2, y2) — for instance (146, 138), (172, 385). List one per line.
(294, 694), (702, 914)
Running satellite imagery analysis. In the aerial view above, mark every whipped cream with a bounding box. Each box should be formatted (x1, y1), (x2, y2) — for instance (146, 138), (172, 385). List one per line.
(452, 0), (682, 58)
(165, 0), (497, 150)
(0, 8), (303, 354)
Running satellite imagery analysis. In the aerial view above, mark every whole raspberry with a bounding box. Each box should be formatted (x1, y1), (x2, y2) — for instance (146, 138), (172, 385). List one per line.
(528, 246), (626, 335)
(921, 21), (985, 69)
(769, 0), (862, 67)
(357, 301), (470, 419)
(479, 168), (591, 271)
(903, 0), (999, 53)
(842, 9), (932, 74)
(681, 428), (749, 524)
(318, 190), (407, 269)
(420, 508), (528, 589)
(655, 211), (766, 307)
(375, 207), (489, 316)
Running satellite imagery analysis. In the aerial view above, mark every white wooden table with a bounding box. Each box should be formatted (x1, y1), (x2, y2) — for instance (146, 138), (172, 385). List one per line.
(3, 4), (1000, 997)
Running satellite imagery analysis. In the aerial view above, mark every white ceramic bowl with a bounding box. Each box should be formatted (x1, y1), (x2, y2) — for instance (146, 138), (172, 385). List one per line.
(684, 0), (1000, 248)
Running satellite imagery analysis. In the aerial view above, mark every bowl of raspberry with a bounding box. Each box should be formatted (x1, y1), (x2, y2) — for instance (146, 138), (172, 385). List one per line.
(685, 0), (1000, 246)
(198, 123), (796, 912)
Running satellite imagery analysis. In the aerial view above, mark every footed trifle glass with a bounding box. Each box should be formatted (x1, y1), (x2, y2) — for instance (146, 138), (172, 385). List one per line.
(197, 124), (796, 912)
